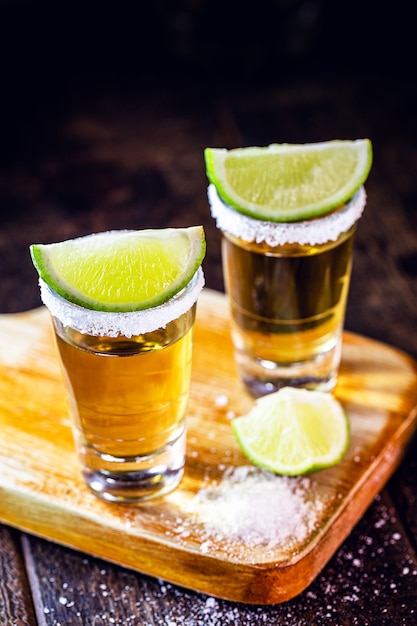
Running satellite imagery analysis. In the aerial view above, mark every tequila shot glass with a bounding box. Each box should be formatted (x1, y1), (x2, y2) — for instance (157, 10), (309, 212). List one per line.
(208, 184), (366, 396)
(39, 268), (204, 502)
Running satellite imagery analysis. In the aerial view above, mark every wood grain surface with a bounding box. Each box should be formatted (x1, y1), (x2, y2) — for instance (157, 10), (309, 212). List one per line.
(1, 289), (417, 605)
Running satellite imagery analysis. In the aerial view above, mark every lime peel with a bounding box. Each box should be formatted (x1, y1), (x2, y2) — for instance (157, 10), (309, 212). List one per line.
(205, 139), (372, 223)
(38, 268), (204, 338)
(30, 226), (206, 313)
(232, 387), (350, 476)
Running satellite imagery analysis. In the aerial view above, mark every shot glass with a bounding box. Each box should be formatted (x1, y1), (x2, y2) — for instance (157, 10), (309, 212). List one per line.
(39, 268), (204, 502)
(208, 184), (367, 397)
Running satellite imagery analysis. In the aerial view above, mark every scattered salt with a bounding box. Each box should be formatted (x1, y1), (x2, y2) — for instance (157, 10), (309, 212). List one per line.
(189, 465), (324, 550)
(208, 183), (366, 246)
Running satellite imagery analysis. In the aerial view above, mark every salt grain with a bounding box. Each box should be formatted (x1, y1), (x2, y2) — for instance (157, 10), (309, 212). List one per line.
(215, 394), (229, 407)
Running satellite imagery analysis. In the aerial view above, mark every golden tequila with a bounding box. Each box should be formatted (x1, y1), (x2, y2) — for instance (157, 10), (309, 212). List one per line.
(55, 313), (193, 454)
(222, 228), (355, 395)
(208, 184), (365, 396)
(41, 269), (204, 502)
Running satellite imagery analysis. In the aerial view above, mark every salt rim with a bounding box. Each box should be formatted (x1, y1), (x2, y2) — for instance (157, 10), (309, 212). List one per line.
(39, 267), (205, 338)
(207, 184), (367, 246)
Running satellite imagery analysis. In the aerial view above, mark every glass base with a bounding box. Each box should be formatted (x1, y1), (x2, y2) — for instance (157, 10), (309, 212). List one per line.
(236, 343), (341, 397)
(78, 428), (186, 503)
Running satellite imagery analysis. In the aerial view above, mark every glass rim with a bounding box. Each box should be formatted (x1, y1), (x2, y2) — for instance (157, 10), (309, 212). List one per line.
(39, 267), (205, 338)
(207, 184), (366, 246)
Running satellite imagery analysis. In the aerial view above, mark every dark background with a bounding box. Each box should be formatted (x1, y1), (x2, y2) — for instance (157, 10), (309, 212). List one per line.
(0, 0), (416, 319)
(1, 0), (415, 166)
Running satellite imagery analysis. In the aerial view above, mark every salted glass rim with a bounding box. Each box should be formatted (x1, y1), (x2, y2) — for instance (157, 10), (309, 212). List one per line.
(207, 184), (367, 246)
(39, 267), (205, 338)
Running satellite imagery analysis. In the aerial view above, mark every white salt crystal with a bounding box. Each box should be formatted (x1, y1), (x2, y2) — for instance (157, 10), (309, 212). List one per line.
(40, 267), (204, 337)
(215, 394), (229, 407)
(208, 183), (366, 246)
(191, 465), (323, 549)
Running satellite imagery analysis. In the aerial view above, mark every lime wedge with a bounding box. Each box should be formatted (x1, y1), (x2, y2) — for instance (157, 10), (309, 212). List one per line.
(30, 226), (206, 312)
(232, 387), (350, 475)
(205, 139), (372, 222)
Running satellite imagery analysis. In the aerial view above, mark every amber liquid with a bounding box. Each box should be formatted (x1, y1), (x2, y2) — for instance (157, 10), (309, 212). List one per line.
(222, 226), (356, 393)
(54, 310), (194, 462)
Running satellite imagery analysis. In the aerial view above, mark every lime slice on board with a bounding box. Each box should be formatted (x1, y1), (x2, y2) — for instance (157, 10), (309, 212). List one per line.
(30, 226), (206, 312)
(205, 139), (372, 222)
(232, 387), (350, 475)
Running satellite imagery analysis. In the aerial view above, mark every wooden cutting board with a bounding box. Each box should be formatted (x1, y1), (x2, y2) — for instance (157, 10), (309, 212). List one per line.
(1, 289), (417, 605)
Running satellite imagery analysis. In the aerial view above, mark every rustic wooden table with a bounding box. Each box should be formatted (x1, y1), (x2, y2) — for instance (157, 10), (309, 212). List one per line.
(1, 3), (417, 623)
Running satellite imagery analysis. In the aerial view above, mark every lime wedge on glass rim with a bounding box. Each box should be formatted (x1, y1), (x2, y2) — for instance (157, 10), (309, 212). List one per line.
(205, 139), (372, 222)
(232, 387), (350, 476)
(30, 226), (206, 312)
